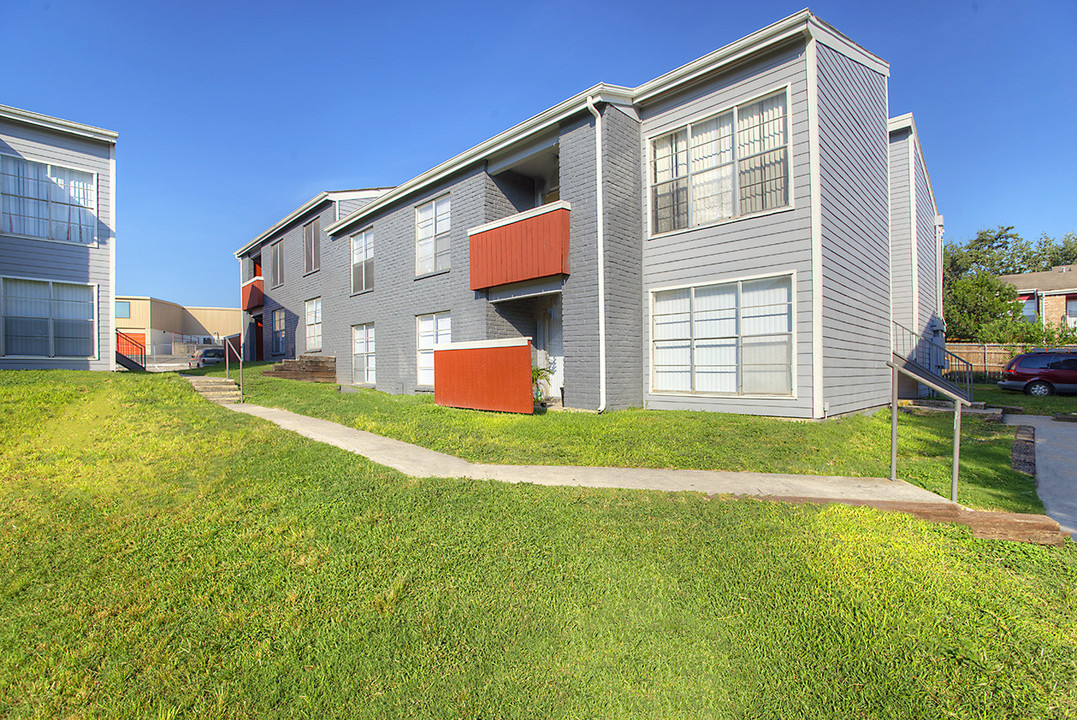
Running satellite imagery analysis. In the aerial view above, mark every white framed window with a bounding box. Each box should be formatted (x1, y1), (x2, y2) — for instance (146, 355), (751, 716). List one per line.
(352, 323), (375, 385)
(1, 277), (96, 358)
(351, 228), (374, 294)
(416, 311), (451, 386)
(651, 274), (793, 395)
(1021, 297), (1037, 323)
(304, 218), (320, 274)
(272, 308), (285, 355)
(415, 196), (451, 275)
(650, 89), (789, 235)
(1066, 296), (1077, 319)
(115, 300), (130, 319)
(270, 240), (284, 287)
(305, 298), (322, 352)
(1, 154), (98, 244)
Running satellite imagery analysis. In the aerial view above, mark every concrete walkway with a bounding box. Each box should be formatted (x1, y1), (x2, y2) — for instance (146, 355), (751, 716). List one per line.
(227, 403), (946, 504)
(1004, 415), (1077, 539)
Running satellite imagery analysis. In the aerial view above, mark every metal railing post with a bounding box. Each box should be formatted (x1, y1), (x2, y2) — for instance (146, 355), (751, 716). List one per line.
(952, 402), (962, 503)
(890, 364), (898, 482)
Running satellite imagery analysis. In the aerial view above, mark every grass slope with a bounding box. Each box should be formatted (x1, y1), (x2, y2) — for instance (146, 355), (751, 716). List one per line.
(0, 371), (1074, 718)
(198, 364), (1041, 514)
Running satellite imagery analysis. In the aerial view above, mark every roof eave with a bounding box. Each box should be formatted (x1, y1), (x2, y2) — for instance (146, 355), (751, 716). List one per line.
(0, 103), (117, 144)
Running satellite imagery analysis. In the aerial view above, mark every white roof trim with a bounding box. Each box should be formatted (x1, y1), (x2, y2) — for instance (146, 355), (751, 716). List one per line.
(235, 188), (392, 258)
(436, 337), (531, 351)
(0, 103), (117, 143)
(889, 113), (939, 216)
(467, 201), (571, 236)
(325, 85), (633, 236)
(297, 9), (891, 241)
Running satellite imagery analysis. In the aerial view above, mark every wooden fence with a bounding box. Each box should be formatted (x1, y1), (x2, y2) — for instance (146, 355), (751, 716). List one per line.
(945, 342), (1077, 380)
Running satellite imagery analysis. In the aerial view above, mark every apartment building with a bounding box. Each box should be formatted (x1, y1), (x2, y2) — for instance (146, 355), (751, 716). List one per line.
(236, 10), (943, 418)
(0, 104), (117, 370)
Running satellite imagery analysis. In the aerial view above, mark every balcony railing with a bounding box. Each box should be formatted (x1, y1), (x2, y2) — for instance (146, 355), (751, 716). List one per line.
(241, 276), (264, 310)
(468, 201), (570, 290)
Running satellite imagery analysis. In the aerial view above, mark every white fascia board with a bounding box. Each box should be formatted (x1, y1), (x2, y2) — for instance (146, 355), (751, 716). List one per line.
(806, 15), (890, 77)
(1042, 287), (1077, 296)
(890, 114), (940, 216)
(326, 84), (634, 236)
(0, 103), (117, 144)
(436, 337), (531, 351)
(467, 201), (571, 236)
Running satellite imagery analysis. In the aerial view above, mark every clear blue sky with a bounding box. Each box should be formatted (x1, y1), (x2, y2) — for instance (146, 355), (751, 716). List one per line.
(4, 0), (1074, 308)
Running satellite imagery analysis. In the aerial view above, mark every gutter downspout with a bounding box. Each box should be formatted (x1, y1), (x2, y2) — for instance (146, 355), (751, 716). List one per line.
(586, 95), (607, 413)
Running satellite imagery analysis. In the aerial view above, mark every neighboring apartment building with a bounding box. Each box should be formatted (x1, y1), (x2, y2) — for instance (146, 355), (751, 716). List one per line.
(0, 104), (117, 370)
(998, 264), (1077, 329)
(115, 295), (242, 355)
(236, 10), (943, 418)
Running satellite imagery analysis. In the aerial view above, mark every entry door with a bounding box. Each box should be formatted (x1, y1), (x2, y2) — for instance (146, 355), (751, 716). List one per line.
(535, 295), (564, 398)
(254, 315), (264, 361)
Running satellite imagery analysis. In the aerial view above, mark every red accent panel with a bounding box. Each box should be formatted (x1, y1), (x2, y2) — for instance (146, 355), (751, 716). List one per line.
(242, 278), (264, 310)
(434, 343), (534, 414)
(1018, 294), (1032, 301)
(469, 207), (570, 290)
(117, 332), (144, 355)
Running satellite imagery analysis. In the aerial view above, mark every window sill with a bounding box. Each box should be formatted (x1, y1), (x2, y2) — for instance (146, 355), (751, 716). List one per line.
(416, 385), (435, 393)
(648, 204), (796, 242)
(648, 389), (797, 401)
(305, 349), (322, 354)
(414, 269), (450, 282)
(303, 269), (320, 277)
(350, 288), (374, 298)
(0, 231), (100, 249)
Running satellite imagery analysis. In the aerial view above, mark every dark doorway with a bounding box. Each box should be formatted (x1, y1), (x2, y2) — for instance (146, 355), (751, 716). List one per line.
(254, 314), (264, 361)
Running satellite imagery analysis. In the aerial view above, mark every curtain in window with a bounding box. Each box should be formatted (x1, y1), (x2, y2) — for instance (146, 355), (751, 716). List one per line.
(417, 313), (450, 386)
(352, 324), (375, 384)
(305, 299), (321, 351)
(352, 230), (373, 293)
(272, 309), (285, 354)
(652, 289), (692, 391)
(1, 156), (49, 239)
(737, 94), (788, 215)
(689, 113), (734, 226)
(692, 284), (738, 392)
(416, 198), (451, 275)
(740, 277), (792, 394)
(3, 278), (50, 356)
(651, 130), (689, 234)
(48, 166), (96, 243)
(51, 282), (94, 357)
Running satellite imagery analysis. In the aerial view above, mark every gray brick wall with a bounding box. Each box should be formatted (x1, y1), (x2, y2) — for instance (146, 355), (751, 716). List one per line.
(558, 115), (601, 409)
(602, 105), (644, 410)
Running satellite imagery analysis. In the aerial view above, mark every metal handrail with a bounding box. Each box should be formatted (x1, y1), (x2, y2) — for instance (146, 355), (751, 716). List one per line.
(116, 330), (146, 369)
(892, 321), (973, 401)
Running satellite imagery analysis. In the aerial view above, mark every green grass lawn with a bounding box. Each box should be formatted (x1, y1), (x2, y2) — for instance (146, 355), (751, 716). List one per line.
(192, 364), (1041, 514)
(976, 382), (1077, 415)
(0, 371), (1075, 718)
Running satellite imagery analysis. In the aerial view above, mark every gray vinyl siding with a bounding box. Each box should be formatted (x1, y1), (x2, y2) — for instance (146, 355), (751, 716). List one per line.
(602, 105), (644, 410)
(816, 43), (891, 416)
(0, 118), (114, 370)
(889, 128), (914, 331)
(638, 41), (815, 417)
(914, 147), (938, 335)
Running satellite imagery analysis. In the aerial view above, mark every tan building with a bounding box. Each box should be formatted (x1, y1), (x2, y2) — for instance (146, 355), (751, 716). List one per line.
(998, 265), (1077, 330)
(115, 296), (242, 356)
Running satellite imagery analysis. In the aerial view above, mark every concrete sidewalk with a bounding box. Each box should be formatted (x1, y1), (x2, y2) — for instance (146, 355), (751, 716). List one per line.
(226, 403), (946, 504)
(1004, 415), (1077, 539)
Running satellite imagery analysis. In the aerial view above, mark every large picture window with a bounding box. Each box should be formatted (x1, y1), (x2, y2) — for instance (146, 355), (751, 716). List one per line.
(352, 323), (375, 385)
(651, 90), (788, 235)
(652, 275), (792, 395)
(304, 218), (320, 274)
(415, 196), (451, 275)
(272, 308), (285, 355)
(1, 155), (97, 244)
(1, 277), (95, 357)
(351, 228), (373, 293)
(416, 311), (450, 386)
(305, 298), (321, 352)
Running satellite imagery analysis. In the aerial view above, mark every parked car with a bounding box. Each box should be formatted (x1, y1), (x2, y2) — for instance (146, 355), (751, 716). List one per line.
(188, 347), (226, 369)
(997, 351), (1077, 396)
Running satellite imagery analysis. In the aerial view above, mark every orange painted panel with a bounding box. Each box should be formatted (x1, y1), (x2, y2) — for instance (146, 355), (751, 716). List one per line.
(469, 207), (570, 290)
(117, 332), (144, 355)
(434, 343), (533, 414)
(242, 278), (264, 310)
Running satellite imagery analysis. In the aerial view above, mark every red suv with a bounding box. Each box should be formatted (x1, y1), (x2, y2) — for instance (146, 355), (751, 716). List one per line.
(998, 351), (1077, 396)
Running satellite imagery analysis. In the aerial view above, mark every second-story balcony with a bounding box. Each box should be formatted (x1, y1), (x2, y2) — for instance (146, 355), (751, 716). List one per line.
(241, 276), (264, 311)
(468, 201), (570, 291)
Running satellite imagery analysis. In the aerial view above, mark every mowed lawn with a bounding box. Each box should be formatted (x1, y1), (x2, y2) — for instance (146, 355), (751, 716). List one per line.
(200, 363), (1041, 514)
(0, 372), (1075, 718)
(976, 382), (1077, 416)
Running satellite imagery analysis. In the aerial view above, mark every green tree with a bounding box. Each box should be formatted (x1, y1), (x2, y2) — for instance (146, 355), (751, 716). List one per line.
(942, 272), (1023, 341)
